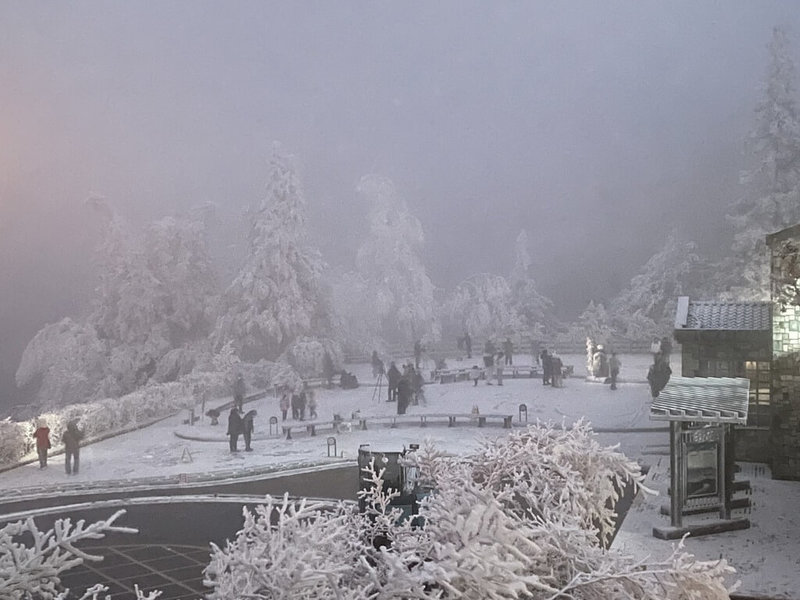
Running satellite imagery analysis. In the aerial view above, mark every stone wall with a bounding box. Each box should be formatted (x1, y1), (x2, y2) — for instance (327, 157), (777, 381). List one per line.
(770, 304), (800, 480)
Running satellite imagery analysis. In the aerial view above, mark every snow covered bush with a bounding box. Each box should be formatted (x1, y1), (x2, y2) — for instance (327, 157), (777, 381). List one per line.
(204, 495), (375, 599)
(0, 510), (137, 600)
(0, 418), (33, 465)
(203, 422), (736, 600)
(284, 336), (343, 378)
(15, 318), (109, 410)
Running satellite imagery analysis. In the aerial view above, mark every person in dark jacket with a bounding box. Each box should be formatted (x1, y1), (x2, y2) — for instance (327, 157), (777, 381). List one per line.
(647, 358), (672, 398)
(386, 362), (401, 402)
(227, 408), (243, 452)
(62, 421), (84, 475)
(242, 410), (256, 451)
(397, 375), (412, 415)
(33, 422), (51, 469)
(540, 349), (551, 385)
(503, 338), (514, 365)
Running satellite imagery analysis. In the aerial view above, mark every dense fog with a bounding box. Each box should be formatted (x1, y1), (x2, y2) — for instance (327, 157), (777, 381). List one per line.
(2, 2), (800, 411)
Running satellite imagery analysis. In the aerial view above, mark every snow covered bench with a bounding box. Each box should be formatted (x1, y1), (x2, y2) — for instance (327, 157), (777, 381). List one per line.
(433, 368), (479, 383)
(281, 420), (342, 440)
(356, 413), (514, 430)
(498, 365), (539, 378)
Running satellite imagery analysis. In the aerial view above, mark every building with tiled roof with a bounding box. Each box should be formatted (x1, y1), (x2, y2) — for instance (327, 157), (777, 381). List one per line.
(673, 296), (772, 462)
(674, 298), (771, 332)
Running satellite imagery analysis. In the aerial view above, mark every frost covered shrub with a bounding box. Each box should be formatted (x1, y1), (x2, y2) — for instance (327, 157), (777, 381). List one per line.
(204, 423), (736, 600)
(204, 495), (375, 599)
(0, 510), (139, 600)
(284, 337), (343, 378)
(0, 419), (32, 465)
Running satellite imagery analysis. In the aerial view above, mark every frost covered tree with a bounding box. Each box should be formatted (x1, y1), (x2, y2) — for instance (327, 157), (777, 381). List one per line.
(509, 230), (555, 338)
(610, 232), (700, 339)
(355, 175), (440, 346)
(445, 273), (523, 341)
(203, 422), (736, 599)
(17, 201), (220, 407)
(212, 149), (329, 361)
(561, 300), (614, 347)
(327, 269), (386, 355)
(723, 27), (800, 299)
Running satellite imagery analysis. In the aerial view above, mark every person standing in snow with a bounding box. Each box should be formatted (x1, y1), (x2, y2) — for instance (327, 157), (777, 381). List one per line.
(307, 387), (318, 419)
(469, 364), (481, 386)
(386, 362), (401, 402)
(227, 408), (243, 452)
(609, 352), (621, 390)
(540, 349), (551, 385)
(242, 410), (256, 451)
(33, 421), (51, 469)
(495, 352), (505, 385)
(503, 338), (514, 365)
(233, 373), (246, 411)
(397, 374), (411, 415)
(62, 421), (84, 475)
(279, 390), (290, 421)
(371, 350), (384, 378)
(553, 354), (565, 387)
(414, 340), (424, 369)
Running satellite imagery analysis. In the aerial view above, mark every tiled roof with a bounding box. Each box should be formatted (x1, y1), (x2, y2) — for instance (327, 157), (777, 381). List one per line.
(650, 376), (750, 424)
(674, 297), (771, 331)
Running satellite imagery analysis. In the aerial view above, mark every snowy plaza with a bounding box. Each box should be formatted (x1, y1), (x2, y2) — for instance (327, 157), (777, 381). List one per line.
(2, 354), (799, 598)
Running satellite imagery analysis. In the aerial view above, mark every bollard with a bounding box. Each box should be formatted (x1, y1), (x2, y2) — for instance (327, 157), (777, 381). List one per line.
(327, 436), (337, 457)
(269, 416), (279, 436)
(518, 403), (528, 423)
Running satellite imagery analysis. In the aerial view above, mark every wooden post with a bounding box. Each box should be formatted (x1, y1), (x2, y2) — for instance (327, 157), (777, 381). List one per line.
(718, 425), (730, 521)
(670, 421), (683, 528)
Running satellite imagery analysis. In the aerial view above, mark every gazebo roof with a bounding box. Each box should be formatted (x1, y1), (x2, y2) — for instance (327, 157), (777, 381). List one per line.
(650, 376), (750, 424)
(674, 296), (771, 332)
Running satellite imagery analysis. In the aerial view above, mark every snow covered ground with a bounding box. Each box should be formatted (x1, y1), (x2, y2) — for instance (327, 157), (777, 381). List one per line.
(1, 353), (798, 598)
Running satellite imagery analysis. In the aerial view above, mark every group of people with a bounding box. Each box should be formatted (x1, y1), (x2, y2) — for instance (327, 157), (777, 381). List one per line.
(385, 361), (425, 415)
(32, 420), (84, 475)
(227, 406), (257, 452)
(539, 348), (565, 387)
(278, 383), (318, 422)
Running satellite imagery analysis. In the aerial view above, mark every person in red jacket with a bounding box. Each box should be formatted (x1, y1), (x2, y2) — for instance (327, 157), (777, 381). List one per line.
(33, 422), (51, 468)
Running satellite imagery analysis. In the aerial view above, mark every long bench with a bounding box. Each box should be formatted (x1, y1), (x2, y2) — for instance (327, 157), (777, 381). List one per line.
(281, 419), (342, 440)
(356, 413), (514, 430)
(281, 412), (516, 439)
(433, 365), (539, 383)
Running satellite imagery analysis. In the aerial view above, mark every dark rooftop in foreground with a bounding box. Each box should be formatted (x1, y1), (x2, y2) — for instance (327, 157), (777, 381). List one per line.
(674, 297), (771, 332)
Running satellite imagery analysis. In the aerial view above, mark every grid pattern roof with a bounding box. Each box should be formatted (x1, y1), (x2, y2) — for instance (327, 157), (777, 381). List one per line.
(676, 298), (771, 331)
(650, 376), (750, 424)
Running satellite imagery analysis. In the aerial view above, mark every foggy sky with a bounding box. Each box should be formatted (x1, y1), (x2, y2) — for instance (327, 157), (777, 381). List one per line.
(2, 2), (799, 410)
